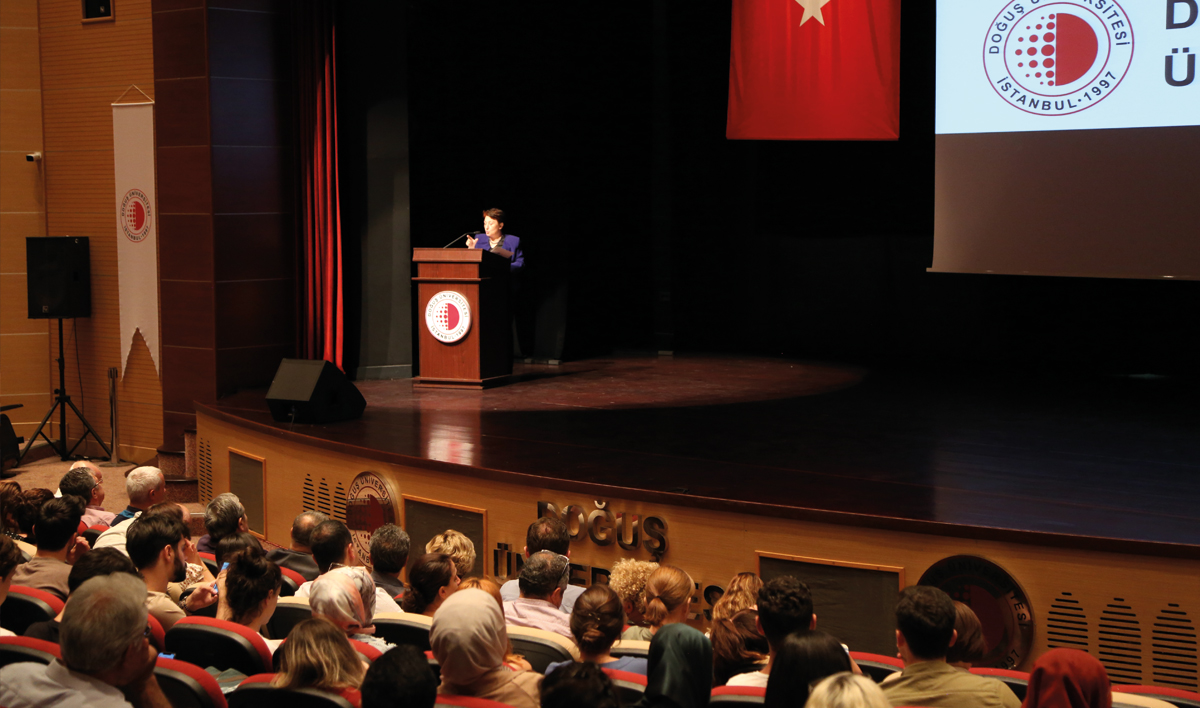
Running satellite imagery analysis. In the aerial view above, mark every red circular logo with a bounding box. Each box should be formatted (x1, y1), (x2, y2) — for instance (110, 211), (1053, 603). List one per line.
(120, 189), (153, 242)
(425, 291), (472, 343)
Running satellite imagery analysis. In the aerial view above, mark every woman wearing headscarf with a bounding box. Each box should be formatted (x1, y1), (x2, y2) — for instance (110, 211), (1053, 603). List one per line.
(309, 565), (397, 654)
(429, 588), (541, 708)
(636, 623), (713, 708)
(1023, 648), (1112, 708)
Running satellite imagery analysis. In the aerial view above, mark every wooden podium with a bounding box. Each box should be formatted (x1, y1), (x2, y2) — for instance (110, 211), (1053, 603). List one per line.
(412, 248), (512, 389)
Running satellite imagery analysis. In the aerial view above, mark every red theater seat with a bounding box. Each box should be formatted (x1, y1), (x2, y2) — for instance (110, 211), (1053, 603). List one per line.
(1112, 686), (1200, 708)
(0, 635), (62, 667)
(155, 655), (228, 708)
(227, 680), (357, 708)
(279, 567), (305, 597)
(1, 585), (65, 636)
(850, 651), (905, 683)
(710, 685), (767, 705)
(434, 696), (513, 707)
(602, 667), (647, 704)
(165, 616), (274, 676)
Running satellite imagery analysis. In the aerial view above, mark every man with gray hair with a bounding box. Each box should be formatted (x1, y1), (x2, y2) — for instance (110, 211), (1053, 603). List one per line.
(94, 467), (168, 554)
(197, 492), (248, 554)
(369, 523), (410, 599)
(502, 549), (573, 641)
(59, 467), (115, 527)
(266, 509), (328, 581)
(0, 573), (170, 707)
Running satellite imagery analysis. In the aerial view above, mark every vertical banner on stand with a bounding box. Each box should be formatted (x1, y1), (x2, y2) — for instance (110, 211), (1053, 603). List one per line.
(112, 100), (161, 376)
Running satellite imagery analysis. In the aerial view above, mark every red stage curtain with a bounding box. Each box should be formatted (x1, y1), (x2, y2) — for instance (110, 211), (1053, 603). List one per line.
(727, 0), (901, 141)
(295, 0), (344, 369)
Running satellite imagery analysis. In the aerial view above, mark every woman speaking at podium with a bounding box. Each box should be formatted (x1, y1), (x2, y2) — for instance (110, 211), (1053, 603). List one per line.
(466, 208), (524, 272)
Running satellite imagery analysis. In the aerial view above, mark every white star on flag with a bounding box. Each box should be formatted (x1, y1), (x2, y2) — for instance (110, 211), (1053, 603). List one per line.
(794, 0), (833, 26)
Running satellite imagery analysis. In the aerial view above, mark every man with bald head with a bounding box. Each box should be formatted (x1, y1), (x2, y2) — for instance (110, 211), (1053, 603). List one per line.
(265, 510), (327, 581)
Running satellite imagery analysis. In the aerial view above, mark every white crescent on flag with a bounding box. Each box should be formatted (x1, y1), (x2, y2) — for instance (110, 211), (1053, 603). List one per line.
(795, 0), (833, 26)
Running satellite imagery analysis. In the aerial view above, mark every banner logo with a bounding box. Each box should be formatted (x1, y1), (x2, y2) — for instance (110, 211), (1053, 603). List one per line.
(425, 291), (472, 343)
(984, 1), (1134, 116)
(120, 189), (153, 242)
(344, 471), (399, 567)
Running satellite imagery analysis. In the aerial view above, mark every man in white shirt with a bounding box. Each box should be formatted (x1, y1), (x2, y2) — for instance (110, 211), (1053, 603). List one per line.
(58, 464), (116, 527)
(502, 550), (574, 641)
(0, 573), (171, 708)
(294, 519), (401, 613)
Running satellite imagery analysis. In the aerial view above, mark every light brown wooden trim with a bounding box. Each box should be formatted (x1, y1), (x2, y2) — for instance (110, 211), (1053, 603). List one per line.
(756, 550), (906, 590)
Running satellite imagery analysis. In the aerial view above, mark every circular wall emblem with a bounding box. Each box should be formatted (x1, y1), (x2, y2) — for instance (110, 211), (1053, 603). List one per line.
(425, 291), (472, 343)
(120, 189), (153, 242)
(344, 471), (399, 567)
(983, 1), (1133, 116)
(919, 555), (1034, 669)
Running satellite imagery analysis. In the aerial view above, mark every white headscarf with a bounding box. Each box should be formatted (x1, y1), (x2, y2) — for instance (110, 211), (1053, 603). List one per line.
(309, 565), (378, 636)
(429, 588), (508, 685)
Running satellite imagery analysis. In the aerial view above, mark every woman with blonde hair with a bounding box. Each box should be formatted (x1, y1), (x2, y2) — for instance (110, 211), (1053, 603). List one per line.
(459, 576), (532, 671)
(807, 672), (892, 708)
(609, 558), (658, 640)
(642, 565), (693, 637)
(272, 617), (365, 703)
(425, 529), (476, 578)
(711, 572), (762, 622)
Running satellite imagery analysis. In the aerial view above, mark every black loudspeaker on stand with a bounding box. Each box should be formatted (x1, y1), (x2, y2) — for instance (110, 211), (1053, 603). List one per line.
(19, 237), (111, 463)
(266, 359), (366, 425)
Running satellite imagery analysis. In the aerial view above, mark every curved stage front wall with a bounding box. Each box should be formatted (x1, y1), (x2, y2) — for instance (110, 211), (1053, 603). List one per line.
(199, 404), (1198, 685)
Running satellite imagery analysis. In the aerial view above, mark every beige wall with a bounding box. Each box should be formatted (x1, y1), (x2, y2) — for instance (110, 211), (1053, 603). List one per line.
(0, 0), (51, 443)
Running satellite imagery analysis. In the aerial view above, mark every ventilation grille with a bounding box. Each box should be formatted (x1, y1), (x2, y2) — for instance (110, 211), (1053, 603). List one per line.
(1151, 604), (1198, 690)
(1099, 598), (1143, 684)
(1047, 591), (1090, 650)
(197, 437), (213, 504)
(301, 474), (347, 522)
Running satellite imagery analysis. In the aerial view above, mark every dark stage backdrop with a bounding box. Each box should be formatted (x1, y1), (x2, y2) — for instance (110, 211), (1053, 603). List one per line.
(336, 1), (1199, 377)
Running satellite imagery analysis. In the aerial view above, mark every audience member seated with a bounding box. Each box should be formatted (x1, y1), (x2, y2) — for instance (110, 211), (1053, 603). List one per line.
(12, 496), (88, 601)
(947, 601), (989, 671)
(712, 608), (769, 686)
(430, 588), (541, 708)
(295, 520), (402, 613)
(545, 584), (648, 676)
(271, 616), (365, 703)
(1023, 648), (1111, 708)
(727, 575), (817, 688)
(807, 672), (892, 708)
(309, 565), (397, 653)
(58, 468), (116, 528)
(265, 510), (327, 582)
(503, 550), (574, 641)
(13, 487), (54, 542)
(460, 576), (534, 671)
(360, 643), (438, 708)
(127, 512), (217, 630)
(541, 661), (621, 708)
(198, 493), (248, 554)
(0, 534), (22, 636)
(0, 480), (23, 539)
(641, 565), (694, 641)
(214, 531), (264, 566)
(608, 558), (658, 641)
(0, 573), (170, 708)
(368, 523), (409, 599)
(109, 466), (167, 526)
(640, 623), (712, 708)
(501, 517), (584, 614)
(94, 467), (167, 552)
(711, 572), (763, 623)
(401, 552), (460, 617)
(23, 547), (138, 643)
(764, 630), (852, 708)
(215, 548), (282, 653)
(425, 528), (476, 579)
(882, 585), (1020, 708)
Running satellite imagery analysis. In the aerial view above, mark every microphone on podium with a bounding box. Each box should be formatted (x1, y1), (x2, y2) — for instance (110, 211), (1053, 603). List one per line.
(443, 231), (483, 248)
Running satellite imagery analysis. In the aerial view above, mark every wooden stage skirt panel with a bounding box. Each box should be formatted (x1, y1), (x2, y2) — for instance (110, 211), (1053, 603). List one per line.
(197, 407), (1199, 688)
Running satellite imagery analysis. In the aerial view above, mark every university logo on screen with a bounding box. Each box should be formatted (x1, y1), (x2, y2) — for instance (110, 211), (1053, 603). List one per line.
(983, 0), (1134, 116)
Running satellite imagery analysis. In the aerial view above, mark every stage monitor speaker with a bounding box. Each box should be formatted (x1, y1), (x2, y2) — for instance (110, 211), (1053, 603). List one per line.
(266, 359), (366, 424)
(26, 237), (91, 319)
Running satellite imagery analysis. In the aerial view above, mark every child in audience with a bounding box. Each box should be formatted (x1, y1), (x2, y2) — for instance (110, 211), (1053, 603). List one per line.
(712, 608), (769, 685)
(361, 644), (438, 708)
(425, 529), (476, 578)
(273, 617), (365, 704)
(1022, 648), (1111, 708)
(807, 672), (893, 708)
(764, 630), (852, 708)
(640, 623), (713, 708)
(309, 565), (397, 653)
(541, 662), (621, 708)
(545, 584), (649, 676)
(947, 601), (989, 670)
(609, 558), (658, 640)
(711, 572), (762, 622)
(216, 548), (282, 652)
(430, 588), (541, 708)
(401, 552), (460, 617)
(642, 565), (694, 637)
(460, 576), (533, 671)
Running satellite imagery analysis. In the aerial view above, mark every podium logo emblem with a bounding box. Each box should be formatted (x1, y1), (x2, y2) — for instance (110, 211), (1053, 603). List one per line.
(425, 290), (472, 343)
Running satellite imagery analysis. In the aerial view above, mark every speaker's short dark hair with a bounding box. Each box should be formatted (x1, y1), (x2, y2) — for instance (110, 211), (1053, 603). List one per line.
(361, 644), (437, 708)
(310, 519), (352, 573)
(756, 576), (814, 649)
(896, 585), (957, 660)
(526, 516), (570, 555)
(35, 496), (85, 552)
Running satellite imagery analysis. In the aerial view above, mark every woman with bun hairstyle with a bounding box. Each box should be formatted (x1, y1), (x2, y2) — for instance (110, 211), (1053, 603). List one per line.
(544, 584), (649, 676)
(642, 565), (693, 636)
(215, 547), (283, 652)
(401, 552), (460, 617)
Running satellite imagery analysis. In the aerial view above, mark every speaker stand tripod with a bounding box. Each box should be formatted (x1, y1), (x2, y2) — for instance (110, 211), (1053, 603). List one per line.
(18, 318), (111, 464)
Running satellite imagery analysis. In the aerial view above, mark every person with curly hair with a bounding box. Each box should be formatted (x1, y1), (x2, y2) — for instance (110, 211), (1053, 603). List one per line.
(711, 572), (763, 622)
(425, 529), (475, 579)
(608, 558), (659, 640)
(544, 584), (648, 676)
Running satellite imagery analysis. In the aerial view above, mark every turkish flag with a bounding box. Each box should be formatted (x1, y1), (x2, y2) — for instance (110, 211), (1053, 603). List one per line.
(727, 0), (901, 140)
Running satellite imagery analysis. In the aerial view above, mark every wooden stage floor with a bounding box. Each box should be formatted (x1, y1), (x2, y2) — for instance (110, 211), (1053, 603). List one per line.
(212, 355), (1200, 551)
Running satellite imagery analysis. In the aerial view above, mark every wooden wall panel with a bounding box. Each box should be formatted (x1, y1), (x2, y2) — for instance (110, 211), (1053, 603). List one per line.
(34, 0), (162, 462)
